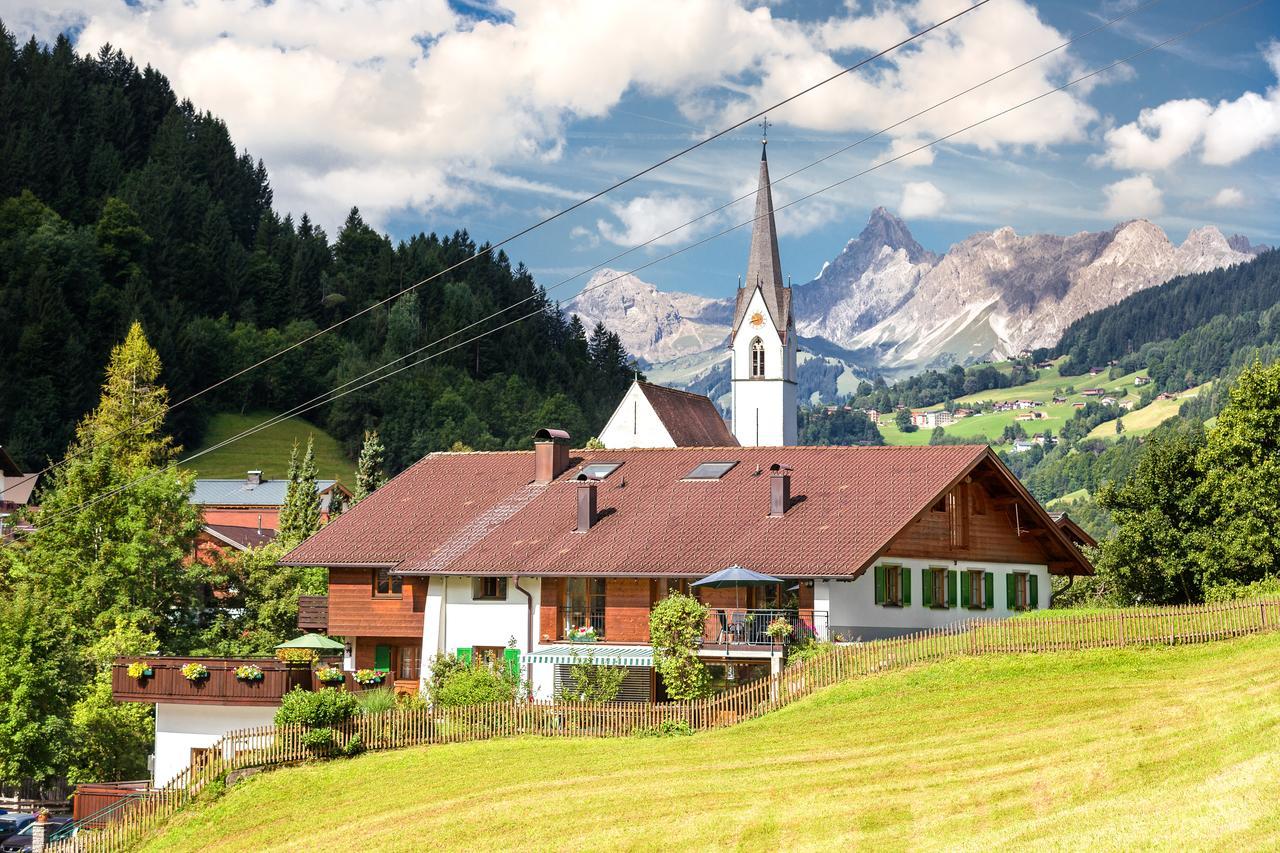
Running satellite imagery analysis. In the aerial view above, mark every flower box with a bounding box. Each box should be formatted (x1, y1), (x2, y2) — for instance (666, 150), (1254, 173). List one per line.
(180, 663), (210, 682)
(127, 662), (154, 679)
(315, 666), (346, 685)
(567, 625), (599, 643)
(235, 665), (264, 682)
(353, 669), (384, 686)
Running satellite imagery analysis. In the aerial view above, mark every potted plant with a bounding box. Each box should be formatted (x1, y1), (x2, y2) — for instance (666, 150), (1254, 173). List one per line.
(567, 624), (598, 643)
(126, 661), (154, 679)
(316, 665), (346, 685)
(766, 616), (794, 643)
(353, 669), (384, 686)
(180, 662), (210, 682)
(235, 664), (264, 682)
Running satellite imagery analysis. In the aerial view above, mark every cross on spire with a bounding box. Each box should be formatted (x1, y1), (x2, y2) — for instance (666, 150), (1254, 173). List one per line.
(759, 117), (771, 143)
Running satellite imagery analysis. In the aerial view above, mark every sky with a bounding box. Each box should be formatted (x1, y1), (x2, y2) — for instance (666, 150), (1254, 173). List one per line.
(2, 0), (1278, 299)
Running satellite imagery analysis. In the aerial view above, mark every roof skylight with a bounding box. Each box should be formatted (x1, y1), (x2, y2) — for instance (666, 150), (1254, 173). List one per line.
(684, 461), (739, 480)
(579, 462), (622, 480)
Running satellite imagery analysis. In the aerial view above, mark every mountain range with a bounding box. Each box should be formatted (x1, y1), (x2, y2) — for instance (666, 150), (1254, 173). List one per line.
(567, 209), (1267, 396)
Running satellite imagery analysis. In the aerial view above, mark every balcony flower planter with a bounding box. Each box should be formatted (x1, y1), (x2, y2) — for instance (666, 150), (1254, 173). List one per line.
(316, 666), (346, 685)
(127, 662), (154, 680)
(567, 626), (598, 643)
(181, 663), (210, 682)
(234, 664), (264, 682)
(353, 669), (384, 686)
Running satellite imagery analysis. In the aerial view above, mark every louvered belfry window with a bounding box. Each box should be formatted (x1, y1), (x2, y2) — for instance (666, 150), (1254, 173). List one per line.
(750, 337), (765, 377)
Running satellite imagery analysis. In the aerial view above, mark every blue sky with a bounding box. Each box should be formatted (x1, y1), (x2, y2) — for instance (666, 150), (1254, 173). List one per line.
(3, 0), (1278, 298)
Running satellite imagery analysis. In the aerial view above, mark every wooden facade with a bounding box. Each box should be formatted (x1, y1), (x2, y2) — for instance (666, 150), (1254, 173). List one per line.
(111, 657), (363, 706)
(884, 481), (1056, 566)
(327, 567), (425, 638)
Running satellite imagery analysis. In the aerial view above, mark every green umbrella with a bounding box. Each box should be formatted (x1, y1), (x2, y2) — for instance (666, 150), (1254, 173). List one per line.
(275, 633), (345, 652)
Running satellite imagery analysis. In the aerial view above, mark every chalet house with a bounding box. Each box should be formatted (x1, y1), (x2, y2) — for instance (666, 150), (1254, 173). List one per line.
(279, 434), (1093, 704)
(1081, 388), (1106, 397)
(1134, 376), (1151, 386)
(191, 471), (349, 559)
(1157, 392), (1178, 401)
(0, 446), (38, 539)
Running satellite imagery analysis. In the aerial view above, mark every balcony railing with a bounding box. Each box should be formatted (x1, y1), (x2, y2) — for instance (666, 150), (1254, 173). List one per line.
(702, 608), (828, 648)
(554, 606), (607, 641)
(111, 656), (361, 706)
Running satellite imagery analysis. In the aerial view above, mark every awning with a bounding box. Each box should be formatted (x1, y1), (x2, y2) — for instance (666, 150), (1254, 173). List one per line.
(525, 645), (654, 667)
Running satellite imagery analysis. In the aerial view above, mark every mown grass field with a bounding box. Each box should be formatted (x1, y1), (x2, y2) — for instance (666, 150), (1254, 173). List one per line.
(147, 633), (1280, 852)
(184, 411), (352, 482)
(1086, 382), (1210, 440)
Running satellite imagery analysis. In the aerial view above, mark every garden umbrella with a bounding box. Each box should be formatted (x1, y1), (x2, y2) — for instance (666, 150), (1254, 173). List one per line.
(691, 565), (783, 609)
(275, 633), (345, 652)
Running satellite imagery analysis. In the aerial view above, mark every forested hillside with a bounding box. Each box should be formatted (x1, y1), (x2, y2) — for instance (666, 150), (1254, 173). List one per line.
(0, 25), (634, 474)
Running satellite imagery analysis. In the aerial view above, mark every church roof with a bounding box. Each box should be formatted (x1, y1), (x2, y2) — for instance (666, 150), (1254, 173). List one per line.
(732, 142), (791, 341)
(637, 382), (737, 447)
(281, 444), (1093, 579)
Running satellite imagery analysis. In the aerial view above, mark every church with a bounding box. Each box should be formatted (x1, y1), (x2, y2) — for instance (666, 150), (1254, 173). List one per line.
(598, 134), (796, 449)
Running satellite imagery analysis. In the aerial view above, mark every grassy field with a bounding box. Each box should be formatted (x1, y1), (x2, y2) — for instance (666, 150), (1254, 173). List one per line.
(185, 411), (352, 482)
(148, 633), (1280, 852)
(880, 359), (1151, 447)
(1087, 382), (1210, 441)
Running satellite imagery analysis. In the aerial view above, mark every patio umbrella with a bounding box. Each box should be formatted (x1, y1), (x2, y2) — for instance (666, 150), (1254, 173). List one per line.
(275, 633), (345, 652)
(691, 565), (783, 610)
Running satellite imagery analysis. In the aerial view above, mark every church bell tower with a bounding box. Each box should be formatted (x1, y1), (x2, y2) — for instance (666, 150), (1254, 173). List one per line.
(730, 122), (797, 446)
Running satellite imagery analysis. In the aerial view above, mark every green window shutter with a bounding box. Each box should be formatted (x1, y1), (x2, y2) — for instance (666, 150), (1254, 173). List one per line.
(456, 647), (473, 666)
(984, 572), (995, 610)
(503, 648), (521, 680)
(959, 573), (970, 608)
(900, 566), (911, 606)
(1006, 573), (1016, 610)
(374, 644), (391, 672)
(921, 569), (933, 607)
(1029, 574), (1039, 610)
(874, 565), (885, 605)
(947, 570), (958, 608)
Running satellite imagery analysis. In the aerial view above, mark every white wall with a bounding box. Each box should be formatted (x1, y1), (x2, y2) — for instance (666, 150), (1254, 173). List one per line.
(731, 287), (796, 446)
(820, 557), (1052, 641)
(421, 576), (541, 682)
(153, 703), (277, 786)
(598, 382), (675, 449)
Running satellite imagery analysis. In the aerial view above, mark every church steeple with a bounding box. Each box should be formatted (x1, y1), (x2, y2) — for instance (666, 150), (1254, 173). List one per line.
(732, 120), (790, 341)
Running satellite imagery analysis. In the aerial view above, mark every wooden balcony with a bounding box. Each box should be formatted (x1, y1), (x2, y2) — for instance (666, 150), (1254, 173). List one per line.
(111, 657), (366, 706)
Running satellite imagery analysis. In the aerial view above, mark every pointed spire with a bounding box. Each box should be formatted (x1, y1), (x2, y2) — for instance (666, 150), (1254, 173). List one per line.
(734, 127), (788, 338)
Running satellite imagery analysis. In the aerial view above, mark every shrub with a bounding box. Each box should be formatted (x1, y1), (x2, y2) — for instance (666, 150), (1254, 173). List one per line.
(636, 719), (694, 738)
(180, 663), (209, 681)
(1205, 575), (1280, 602)
(650, 592), (711, 700)
(274, 687), (359, 727)
(342, 734), (365, 757)
(301, 727), (335, 753)
(427, 653), (469, 694)
(785, 638), (831, 666)
(355, 687), (397, 716)
(430, 662), (519, 708)
(556, 649), (627, 703)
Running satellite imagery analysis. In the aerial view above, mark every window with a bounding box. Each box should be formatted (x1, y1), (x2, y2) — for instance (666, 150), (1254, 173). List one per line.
(684, 460), (739, 480)
(962, 570), (992, 610)
(472, 646), (506, 666)
(874, 565), (909, 607)
(750, 337), (765, 377)
(1007, 572), (1037, 611)
(472, 577), (508, 601)
(398, 645), (421, 680)
(580, 462), (622, 480)
(373, 568), (402, 598)
(922, 567), (949, 609)
(563, 577), (606, 638)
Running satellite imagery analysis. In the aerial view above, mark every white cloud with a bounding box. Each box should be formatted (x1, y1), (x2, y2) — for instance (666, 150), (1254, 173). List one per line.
(596, 193), (714, 247)
(1209, 187), (1245, 208)
(1096, 41), (1280, 171)
(899, 181), (946, 218)
(1103, 174), (1162, 219)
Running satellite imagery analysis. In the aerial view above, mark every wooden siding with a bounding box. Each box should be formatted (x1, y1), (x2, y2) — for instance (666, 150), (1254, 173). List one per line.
(111, 657), (361, 706)
(297, 595), (328, 632)
(327, 567), (423, 638)
(604, 578), (651, 643)
(885, 482), (1047, 564)
(539, 577), (562, 643)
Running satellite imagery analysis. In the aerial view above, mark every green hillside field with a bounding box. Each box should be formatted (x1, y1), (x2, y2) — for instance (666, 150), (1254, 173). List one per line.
(1086, 382), (1211, 440)
(184, 411), (353, 483)
(146, 632), (1280, 852)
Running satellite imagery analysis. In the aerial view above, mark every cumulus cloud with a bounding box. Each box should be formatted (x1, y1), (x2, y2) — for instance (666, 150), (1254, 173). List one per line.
(1103, 174), (1163, 219)
(899, 181), (946, 218)
(1210, 187), (1245, 208)
(596, 193), (714, 247)
(1096, 41), (1280, 170)
(2, 0), (1106, 232)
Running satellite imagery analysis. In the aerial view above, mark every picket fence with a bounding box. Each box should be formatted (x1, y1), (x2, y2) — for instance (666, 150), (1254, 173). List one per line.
(52, 597), (1280, 852)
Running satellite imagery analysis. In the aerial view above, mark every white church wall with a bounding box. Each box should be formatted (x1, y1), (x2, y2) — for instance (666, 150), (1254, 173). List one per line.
(597, 382), (676, 449)
(731, 287), (797, 446)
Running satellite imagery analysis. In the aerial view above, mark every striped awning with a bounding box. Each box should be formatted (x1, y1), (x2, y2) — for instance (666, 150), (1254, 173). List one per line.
(525, 645), (654, 667)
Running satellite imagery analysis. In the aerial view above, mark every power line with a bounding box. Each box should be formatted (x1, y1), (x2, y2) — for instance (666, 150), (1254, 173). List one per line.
(22, 0), (1256, 532)
(2, 0), (994, 498)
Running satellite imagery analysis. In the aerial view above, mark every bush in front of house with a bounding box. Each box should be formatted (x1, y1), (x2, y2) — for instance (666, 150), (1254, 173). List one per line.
(274, 687), (359, 728)
(300, 727), (335, 753)
(355, 687), (397, 716)
(649, 592), (711, 700)
(635, 719), (694, 738)
(428, 654), (520, 707)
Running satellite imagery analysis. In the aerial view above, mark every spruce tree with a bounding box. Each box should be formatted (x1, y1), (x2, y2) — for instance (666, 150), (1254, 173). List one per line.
(353, 429), (387, 503)
(278, 437), (321, 546)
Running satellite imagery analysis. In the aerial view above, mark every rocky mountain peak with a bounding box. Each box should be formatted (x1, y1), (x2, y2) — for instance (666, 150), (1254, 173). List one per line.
(860, 206), (935, 265)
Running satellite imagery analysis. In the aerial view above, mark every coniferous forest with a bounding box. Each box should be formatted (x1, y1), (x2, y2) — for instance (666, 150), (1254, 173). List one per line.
(0, 25), (636, 474)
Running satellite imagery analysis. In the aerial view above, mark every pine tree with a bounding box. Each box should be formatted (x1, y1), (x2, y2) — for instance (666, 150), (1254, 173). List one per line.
(353, 430), (387, 503)
(75, 320), (174, 471)
(278, 437), (321, 546)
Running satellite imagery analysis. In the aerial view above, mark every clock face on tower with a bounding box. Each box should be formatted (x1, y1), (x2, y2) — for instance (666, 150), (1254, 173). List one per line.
(749, 311), (764, 327)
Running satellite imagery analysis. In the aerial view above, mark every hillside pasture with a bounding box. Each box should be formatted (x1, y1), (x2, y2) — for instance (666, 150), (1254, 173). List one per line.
(185, 411), (352, 482)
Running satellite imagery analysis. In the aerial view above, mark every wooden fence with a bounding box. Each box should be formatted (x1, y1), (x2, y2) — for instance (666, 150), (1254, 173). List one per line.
(53, 597), (1280, 852)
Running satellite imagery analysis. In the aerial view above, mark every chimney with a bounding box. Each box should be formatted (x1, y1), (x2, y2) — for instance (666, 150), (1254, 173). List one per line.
(246, 470), (263, 487)
(769, 463), (792, 517)
(533, 428), (571, 484)
(575, 475), (598, 532)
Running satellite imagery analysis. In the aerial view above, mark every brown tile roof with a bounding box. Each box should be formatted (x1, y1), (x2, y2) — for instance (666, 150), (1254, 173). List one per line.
(637, 383), (737, 447)
(283, 445), (1092, 578)
(1048, 511), (1098, 549)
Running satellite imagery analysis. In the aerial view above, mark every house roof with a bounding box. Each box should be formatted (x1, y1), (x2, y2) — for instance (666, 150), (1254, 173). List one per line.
(0, 447), (22, 477)
(281, 445), (1093, 578)
(637, 382), (737, 447)
(201, 524), (277, 551)
(191, 478), (340, 508)
(0, 475), (37, 506)
(1049, 511), (1098, 549)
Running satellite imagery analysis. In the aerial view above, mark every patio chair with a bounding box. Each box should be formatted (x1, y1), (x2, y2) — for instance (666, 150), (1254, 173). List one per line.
(715, 610), (730, 645)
